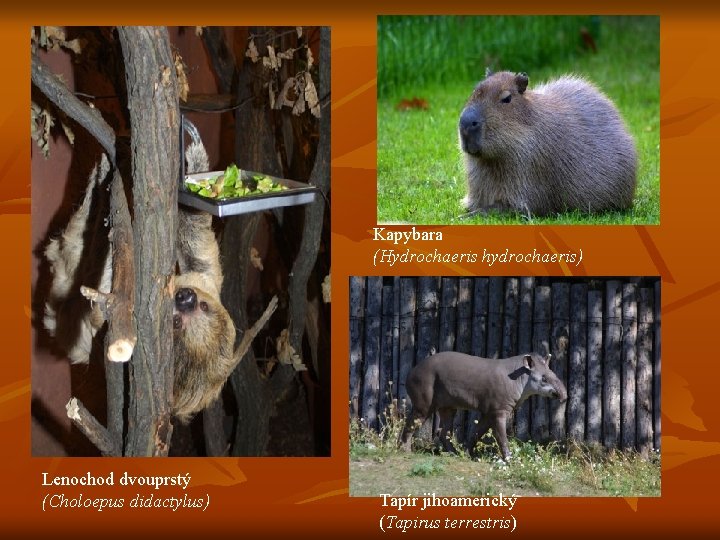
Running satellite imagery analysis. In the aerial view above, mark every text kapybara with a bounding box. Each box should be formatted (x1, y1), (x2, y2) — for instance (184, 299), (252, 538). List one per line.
(458, 71), (637, 216)
(401, 352), (567, 459)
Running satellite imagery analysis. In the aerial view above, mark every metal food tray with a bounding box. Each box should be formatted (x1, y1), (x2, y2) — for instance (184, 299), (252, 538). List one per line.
(179, 170), (318, 217)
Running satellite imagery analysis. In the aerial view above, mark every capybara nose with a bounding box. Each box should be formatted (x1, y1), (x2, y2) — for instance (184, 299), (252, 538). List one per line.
(459, 106), (482, 135)
(175, 287), (197, 312)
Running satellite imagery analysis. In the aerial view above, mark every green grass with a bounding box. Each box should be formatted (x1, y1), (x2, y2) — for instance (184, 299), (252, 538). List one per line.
(376, 16), (660, 225)
(409, 458), (445, 477)
(378, 15), (594, 98)
(349, 403), (661, 497)
(350, 437), (661, 498)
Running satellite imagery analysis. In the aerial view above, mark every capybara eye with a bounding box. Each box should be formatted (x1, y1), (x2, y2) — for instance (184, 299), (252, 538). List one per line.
(501, 94), (512, 103)
(199, 301), (209, 312)
(173, 314), (182, 330)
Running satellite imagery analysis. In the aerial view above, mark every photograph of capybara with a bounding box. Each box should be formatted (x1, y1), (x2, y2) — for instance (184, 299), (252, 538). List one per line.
(459, 70), (637, 217)
(376, 16), (659, 224)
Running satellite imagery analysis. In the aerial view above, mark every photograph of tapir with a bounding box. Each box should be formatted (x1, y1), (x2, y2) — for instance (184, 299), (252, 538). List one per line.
(400, 352), (566, 459)
(350, 276), (662, 472)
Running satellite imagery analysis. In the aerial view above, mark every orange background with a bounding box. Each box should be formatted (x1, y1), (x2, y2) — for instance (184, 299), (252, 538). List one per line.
(4, 1), (720, 537)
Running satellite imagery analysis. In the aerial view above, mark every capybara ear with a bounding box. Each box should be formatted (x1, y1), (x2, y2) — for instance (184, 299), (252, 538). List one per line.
(515, 72), (529, 94)
(485, 67), (494, 79)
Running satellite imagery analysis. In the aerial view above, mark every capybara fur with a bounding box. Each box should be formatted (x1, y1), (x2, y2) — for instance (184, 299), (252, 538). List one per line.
(458, 70), (637, 216)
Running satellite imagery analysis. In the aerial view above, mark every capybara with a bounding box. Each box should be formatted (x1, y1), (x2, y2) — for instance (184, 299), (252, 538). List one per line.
(458, 70), (637, 216)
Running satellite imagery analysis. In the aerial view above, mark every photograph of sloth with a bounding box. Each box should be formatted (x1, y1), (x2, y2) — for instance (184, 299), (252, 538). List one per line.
(43, 143), (235, 425)
(31, 26), (330, 457)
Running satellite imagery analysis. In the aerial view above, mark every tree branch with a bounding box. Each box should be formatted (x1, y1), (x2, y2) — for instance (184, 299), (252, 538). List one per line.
(106, 169), (136, 363)
(286, 27), (331, 364)
(117, 26), (179, 457)
(31, 52), (117, 164)
(234, 295), (278, 363)
(66, 397), (121, 456)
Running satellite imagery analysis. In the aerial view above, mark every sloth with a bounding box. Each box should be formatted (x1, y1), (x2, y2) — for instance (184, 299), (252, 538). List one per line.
(43, 142), (236, 424)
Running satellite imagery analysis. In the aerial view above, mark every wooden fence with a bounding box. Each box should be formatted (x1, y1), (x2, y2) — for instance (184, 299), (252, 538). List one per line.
(349, 276), (661, 454)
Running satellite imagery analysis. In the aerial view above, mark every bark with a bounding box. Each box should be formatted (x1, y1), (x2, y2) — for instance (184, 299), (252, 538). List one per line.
(286, 26), (331, 371)
(66, 398), (121, 457)
(117, 26), (179, 456)
(223, 27), (330, 456)
(31, 52), (117, 164)
(201, 27), (237, 94)
(106, 170), (136, 363)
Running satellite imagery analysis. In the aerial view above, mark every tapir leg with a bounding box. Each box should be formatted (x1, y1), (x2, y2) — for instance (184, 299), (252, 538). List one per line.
(490, 411), (511, 459)
(468, 415), (492, 454)
(400, 408), (427, 451)
(437, 407), (456, 452)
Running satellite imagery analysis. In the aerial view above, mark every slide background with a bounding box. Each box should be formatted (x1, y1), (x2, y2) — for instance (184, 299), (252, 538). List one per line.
(4, 2), (720, 536)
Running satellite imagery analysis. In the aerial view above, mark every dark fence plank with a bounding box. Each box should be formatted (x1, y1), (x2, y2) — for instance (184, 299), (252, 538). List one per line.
(550, 282), (570, 441)
(439, 278), (458, 352)
(466, 278), (489, 444)
(397, 278), (416, 412)
(454, 278), (473, 442)
(621, 283), (638, 450)
(586, 289), (603, 445)
(653, 280), (662, 451)
(416, 277), (440, 441)
(379, 284), (395, 421)
(515, 277), (535, 441)
(637, 287), (654, 456)
(532, 285), (551, 442)
(456, 278), (473, 355)
(392, 278), (400, 397)
(502, 278), (519, 357)
(486, 277), (505, 359)
(568, 283), (587, 442)
(349, 277), (366, 418)
(603, 281), (622, 449)
(360, 277), (383, 430)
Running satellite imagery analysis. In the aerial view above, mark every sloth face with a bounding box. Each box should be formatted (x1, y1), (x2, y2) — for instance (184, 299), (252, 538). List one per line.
(172, 285), (234, 358)
(173, 287), (209, 331)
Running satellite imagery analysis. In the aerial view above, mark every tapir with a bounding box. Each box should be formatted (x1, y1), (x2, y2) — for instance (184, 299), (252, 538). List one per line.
(400, 352), (567, 459)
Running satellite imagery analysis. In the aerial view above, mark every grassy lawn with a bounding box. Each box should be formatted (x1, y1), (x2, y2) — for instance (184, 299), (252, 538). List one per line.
(376, 16), (660, 225)
(350, 429), (661, 498)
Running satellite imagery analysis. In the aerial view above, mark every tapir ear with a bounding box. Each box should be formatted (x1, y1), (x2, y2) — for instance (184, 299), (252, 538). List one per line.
(545, 353), (553, 364)
(515, 72), (529, 94)
(485, 67), (494, 79)
(524, 354), (534, 369)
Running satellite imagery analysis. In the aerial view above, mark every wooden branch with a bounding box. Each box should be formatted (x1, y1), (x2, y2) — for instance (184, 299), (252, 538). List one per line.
(234, 295), (278, 364)
(286, 27), (330, 363)
(66, 397), (121, 457)
(80, 286), (110, 311)
(106, 170), (136, 363)
(117, 26), (179, 457)
(200, 27), (236, 94)
(202, 400), (229, 457)
(31, 52), (117, 164)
